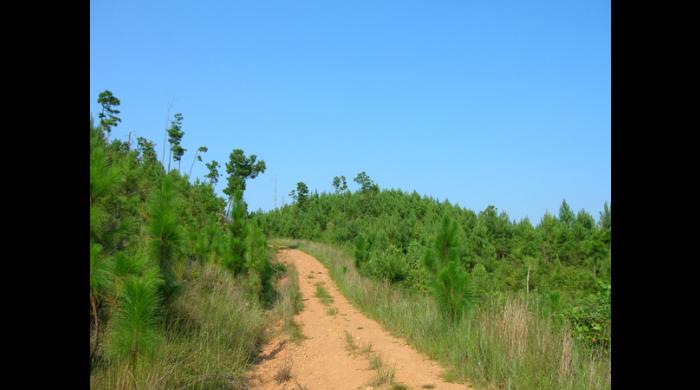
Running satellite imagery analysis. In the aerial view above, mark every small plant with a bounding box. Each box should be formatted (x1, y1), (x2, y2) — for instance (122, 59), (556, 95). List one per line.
(274, 360), (293, 384)
(370, 365), (395, 387)
(344, 331), (358, 353)
(391, 383), (410, 390)
(314, 282), (333, 305)
(359, 342), (373, 356)
(326, 307), (338, 316)
(105, 270), (162, 367)
(369, 353), (383, 370)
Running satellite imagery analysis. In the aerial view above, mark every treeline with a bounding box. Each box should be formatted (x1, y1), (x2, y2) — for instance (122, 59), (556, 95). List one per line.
(254, 173), (611, 350)
(90, 91), (278, 387)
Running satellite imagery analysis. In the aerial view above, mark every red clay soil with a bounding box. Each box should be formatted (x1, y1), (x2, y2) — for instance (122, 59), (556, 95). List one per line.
(246, 249), (474, 390)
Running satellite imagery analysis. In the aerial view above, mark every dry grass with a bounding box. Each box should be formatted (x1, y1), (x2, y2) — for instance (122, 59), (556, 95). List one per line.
(272, 238), (611, 390)
(90, 263), (267, 389)
(276, 262), (306, 343)
(370, 365), (396, 387)
(274, 360), (293, 384)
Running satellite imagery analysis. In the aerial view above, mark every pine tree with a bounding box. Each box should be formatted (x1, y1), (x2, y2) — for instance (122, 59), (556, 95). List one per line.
(97, 90), (122, 140)
(226, 189), (248, 275)
(205, 160), (220, 187)
(90, 241), (113, 360)
(353, 171), (379, 193)
(188, 146), (208, 177)
(166, 113), (185, 173)
(245, 223), (274, 303)
(332, 175), (348, 193)
(354, 234), (370, 270)
(423, 216), (473, 322)
(290, 182), (309, 209)
(147, 175), (182, 301)
(106, 269), (162, 368)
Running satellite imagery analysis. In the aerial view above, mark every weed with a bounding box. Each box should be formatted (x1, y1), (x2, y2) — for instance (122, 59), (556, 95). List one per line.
(314, 282), (334, 305)
(274, 361), (293, 384)
(344, 331), (358, 353)
(370, 365), (395, 387)
(369, 353), (383, 370)
(359, 342), (373, 356)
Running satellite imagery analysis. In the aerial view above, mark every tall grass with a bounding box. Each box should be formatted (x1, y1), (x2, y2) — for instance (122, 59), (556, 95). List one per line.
(274, 239), (610, 390)
(274, 262), (305, 343)
(91, 263), (267, 389)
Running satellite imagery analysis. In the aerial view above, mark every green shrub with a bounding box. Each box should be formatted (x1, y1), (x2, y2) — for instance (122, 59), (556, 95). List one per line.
(423, 216), (474, 322)
(354, 234), (369, 269)
(106, 270), (162, 365)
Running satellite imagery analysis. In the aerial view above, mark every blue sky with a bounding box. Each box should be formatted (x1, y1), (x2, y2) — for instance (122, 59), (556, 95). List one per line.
(90, 0), (610, 223)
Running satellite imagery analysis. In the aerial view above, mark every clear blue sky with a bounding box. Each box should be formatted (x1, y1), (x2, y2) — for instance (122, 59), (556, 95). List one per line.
(90, 0), (610, 223)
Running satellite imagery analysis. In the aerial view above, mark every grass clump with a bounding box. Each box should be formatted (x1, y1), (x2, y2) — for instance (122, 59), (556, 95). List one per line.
(370, 365), (396, 387)
(369, 353), (383, 370)
(326, 307), (339, 316)
(274, 360), (293, 384)
(275, 262), (306, 343)
(344, 331), (358, 353)
(359, 342), (373, 356)
(364, 351), (396, 387)
(314, 282), (334, 305)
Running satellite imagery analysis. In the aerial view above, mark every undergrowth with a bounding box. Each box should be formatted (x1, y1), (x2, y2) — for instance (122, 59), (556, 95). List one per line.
(273, 238), (610, 390)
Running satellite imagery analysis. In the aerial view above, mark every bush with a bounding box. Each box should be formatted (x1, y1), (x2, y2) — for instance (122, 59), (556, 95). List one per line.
(106, 270), (162, 365)
(354, 234), (369, 269)
(423, 216), (474, 322)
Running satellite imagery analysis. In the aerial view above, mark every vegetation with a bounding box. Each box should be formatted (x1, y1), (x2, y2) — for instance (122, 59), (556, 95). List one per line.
(314, 282), (334, 306)
(267, 237), (610, 390)
(90, 90), (283, 388)
(256, 174), (611, 352)
(91, 89), (610, 389)
(276, 262), (305, 343)
(276, 228), (609, 389)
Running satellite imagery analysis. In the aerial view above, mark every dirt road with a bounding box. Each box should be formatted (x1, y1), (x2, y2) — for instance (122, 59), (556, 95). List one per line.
(247, 249), (473, 390)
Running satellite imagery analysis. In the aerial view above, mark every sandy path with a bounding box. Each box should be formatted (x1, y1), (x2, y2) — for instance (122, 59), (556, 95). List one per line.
(247, 249), (473, 390)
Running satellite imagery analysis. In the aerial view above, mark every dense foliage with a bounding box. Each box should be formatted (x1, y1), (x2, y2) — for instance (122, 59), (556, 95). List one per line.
(90, 88), (610, 388)
(254, 174), (611, 350)
(90, 91), (276, 386)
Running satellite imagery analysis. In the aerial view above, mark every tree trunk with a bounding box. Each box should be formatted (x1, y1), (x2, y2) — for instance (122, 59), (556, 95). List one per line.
(162, 102), (171, 166)
(189, 153), (198, 178)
